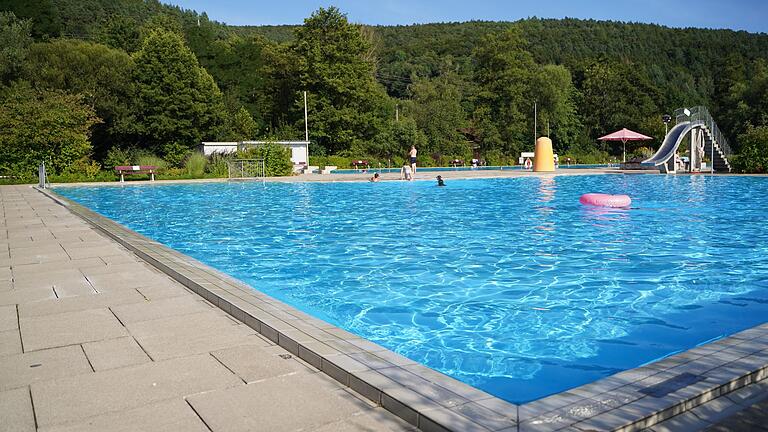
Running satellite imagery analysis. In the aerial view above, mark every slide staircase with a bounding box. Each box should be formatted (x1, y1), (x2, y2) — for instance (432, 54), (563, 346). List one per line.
(643, 106), (732, 173)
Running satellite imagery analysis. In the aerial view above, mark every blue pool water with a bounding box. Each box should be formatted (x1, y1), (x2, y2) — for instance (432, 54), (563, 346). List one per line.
(331, 164), (611, 174)
(56, 175), (768, 403)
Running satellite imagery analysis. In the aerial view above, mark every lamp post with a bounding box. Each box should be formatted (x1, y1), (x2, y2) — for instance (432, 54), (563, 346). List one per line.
(662, 114), (672, 136)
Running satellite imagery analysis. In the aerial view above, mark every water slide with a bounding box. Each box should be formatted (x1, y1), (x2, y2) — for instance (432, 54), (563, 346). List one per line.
(642, 121), (697, 167)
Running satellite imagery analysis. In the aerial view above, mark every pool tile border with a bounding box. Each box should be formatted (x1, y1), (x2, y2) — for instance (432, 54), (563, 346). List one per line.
(39, 186), (768, 431)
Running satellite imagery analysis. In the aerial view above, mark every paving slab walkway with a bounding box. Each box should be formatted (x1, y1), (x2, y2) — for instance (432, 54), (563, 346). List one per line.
(0, 185), (415, 432)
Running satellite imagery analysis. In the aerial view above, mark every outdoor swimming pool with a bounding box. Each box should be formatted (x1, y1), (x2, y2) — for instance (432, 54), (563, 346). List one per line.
(330, 163), (612, 174)
(56, 174), (768, 403)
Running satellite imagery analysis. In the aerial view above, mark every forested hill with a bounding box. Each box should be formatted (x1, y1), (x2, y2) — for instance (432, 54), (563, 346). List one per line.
(242, 19), (768, 104)
(2, 0), (768, 178)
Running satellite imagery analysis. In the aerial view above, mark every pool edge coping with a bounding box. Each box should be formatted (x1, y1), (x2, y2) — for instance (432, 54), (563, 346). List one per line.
(37, 186), (768, 432)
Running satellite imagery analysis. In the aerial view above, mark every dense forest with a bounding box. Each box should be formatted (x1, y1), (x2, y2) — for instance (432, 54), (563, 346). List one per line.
(1, 0), (767, 180)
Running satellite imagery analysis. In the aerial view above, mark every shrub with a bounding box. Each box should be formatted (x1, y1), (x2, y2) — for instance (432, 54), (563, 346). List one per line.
(237, 142), (292, 176)
(0, 83), (98, 179)
(205, 153), (232, 177)
(104, 147), (133, 170)
(161, 142), (191, 168)
(135, 151), (167, 172)
(732, 125), (768, 173)
(185, 152), (207, 177)
(64, 157), (102, 179)
(309, 155), (352, 169)
(483, 150), (517, 166)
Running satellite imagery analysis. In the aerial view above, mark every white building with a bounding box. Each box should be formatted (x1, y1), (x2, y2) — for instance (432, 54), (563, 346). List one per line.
(199, 141), (310, 166)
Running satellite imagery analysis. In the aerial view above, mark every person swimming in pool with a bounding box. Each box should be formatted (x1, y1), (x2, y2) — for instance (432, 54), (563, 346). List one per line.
(436, 175), (445, 186)
(370, 172), (380, 182)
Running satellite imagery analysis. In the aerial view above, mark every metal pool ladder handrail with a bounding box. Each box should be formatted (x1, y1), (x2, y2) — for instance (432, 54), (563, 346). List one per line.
(38, 161), (49, 189)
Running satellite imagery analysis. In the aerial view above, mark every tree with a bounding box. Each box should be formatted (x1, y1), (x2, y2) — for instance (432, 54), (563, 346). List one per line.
(293, 7), (391, 154)
(0, 0), (60, 39)
(25, 39), (135, 160)
(95, 14), (141, 53)
(578, 60), (660, 140)
(0, 82), (99, 178)
(407, 72), (468, 158)
(472, 28), (537, 156)
(228, 106), (258, 141)
(202, 34), (298, 134)
(130, 27), (226, 161)
(369, 116), (426, 162)
(530, 64), (584, 152)
(0, 11), (32, 86)
(732, 125), (768, 173)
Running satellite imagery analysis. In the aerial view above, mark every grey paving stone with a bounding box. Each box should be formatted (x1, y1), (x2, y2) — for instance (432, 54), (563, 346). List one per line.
(10, 258), (104, 277)
(451, 400), (517, 430)
(18, 290), (145, 318)
(0, 304), (17, 331)
(210, 343), (313, 383)
(111, 295), (211, 324)
(9, 247), (70, 266)
(31, 354), (243, 427)
(126, 311), (255, 360)
(94, 252), (142, 265)
(0, 345), (92, 391)
(85, 271), (169, 291)
(312, 409), (419, 432)
(0, 329), (22, 357)
(20, 308), (128, 352)
(37, 398), (208, 432)
(0, 387), (36, 432)
(12, 267), (79, 284)
(134, 284), (193, 300)
(81, 337), (151, 371)
(63, 244), (128, 260)
(78, 262), (149, 277)
(652, 411), (713, 432)
(689, 395), (746, 424)
(725, 381), (768, 406)
(187, 374), (366, 432)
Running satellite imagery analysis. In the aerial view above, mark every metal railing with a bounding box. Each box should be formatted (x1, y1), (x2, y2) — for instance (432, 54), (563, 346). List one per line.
(38, 162), (49, 189)
(674, 106), (732, 157)
(227, 159), (266, 179)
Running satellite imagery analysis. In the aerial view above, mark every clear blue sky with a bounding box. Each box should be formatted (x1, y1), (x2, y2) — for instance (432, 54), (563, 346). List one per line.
(165, 0), (768, 33)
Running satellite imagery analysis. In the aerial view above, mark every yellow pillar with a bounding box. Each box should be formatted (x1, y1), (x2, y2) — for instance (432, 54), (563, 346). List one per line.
(534, 137), (555, 172)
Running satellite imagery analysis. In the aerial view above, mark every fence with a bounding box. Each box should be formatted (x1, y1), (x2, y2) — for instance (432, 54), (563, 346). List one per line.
(227, 159), (266, 179)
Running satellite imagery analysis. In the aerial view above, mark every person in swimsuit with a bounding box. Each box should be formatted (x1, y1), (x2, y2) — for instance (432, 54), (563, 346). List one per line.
(409, 145), (418, 174)
(436, 175), (445, 186)
(370, 172), (380, 182)
(401, 163), (412, 181)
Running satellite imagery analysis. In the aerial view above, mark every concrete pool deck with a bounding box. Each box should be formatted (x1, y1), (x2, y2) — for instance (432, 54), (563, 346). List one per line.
(2, 178), (767, 431)
(0, 185), (415, 432)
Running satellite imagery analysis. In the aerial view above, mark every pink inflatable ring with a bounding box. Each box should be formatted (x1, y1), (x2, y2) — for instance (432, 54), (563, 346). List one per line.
(579, 193), (632, 208)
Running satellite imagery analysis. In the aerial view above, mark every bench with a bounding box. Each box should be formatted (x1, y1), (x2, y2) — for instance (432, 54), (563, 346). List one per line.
(114, 165), (158, 182)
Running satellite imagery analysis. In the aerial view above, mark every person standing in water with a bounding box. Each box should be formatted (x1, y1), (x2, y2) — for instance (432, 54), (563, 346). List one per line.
(401, 163), (412, 181)
(436, 175), (445, 186)
(409, 145), (418, 174)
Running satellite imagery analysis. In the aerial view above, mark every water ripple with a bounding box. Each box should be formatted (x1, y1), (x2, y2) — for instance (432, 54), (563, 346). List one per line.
(56, 175), (768, 403)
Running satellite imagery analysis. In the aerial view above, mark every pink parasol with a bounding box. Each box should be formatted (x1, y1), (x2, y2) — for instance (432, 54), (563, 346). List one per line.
(598, 128), (653, 163)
